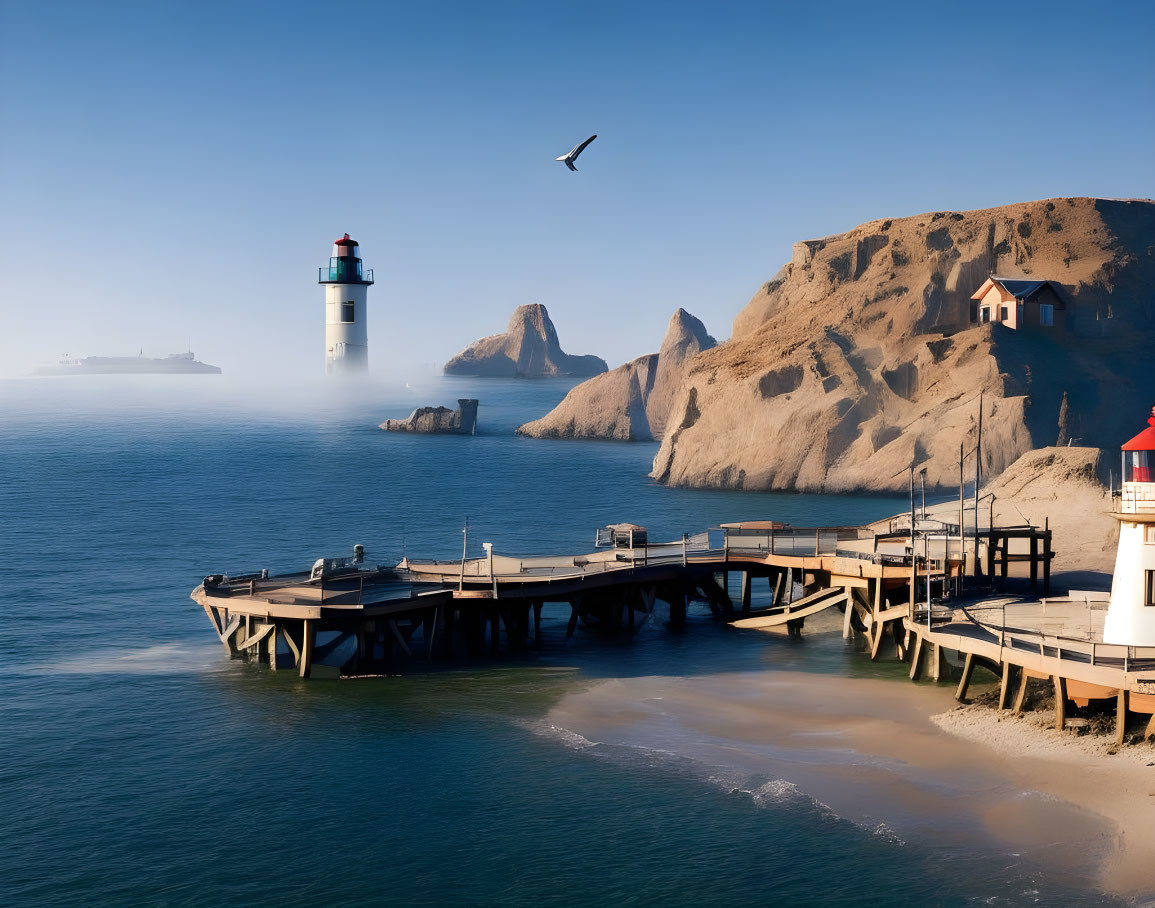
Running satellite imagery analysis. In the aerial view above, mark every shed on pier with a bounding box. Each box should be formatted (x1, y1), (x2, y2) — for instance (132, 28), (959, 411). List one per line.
(598, 523), (648, 549)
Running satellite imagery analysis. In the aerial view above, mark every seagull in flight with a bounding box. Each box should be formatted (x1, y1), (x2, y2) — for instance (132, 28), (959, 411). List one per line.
(555, 134), (597, 172)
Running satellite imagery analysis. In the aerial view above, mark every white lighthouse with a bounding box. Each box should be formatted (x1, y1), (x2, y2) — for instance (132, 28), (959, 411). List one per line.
(1103, 406), (1155, 645)
(319, 233), (374, 375)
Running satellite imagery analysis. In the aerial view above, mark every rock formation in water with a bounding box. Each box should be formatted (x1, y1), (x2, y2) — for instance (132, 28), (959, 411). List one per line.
(381, 399), (479, 434)
(650, 197), (1155, 493)
(444, 304), (607, 378)
(516, 308), (716, 441)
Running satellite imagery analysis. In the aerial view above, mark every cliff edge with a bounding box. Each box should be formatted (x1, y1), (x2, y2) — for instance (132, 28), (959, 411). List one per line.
(444, 304), (607, 378)
(651, 197), (1155, 492)
(517, 308), (716, 441)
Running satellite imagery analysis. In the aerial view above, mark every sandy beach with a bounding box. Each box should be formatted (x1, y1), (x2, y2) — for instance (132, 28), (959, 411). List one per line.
(543, 661), (1155, 902)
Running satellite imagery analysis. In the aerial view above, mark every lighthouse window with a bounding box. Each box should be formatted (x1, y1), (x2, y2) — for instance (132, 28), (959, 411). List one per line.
(1147, 571), (1155, 607)
(341, 301), (355, 323)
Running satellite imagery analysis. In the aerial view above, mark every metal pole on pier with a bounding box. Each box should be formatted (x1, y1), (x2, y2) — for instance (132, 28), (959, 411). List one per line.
(459, 518), (469, 592)
(909, 465), (916, 613)
(959, 442), (965, 596)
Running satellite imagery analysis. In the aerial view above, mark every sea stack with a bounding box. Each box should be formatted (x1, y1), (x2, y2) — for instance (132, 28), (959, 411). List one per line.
(517, 308), (715, 441)
(444, 304), (607, 378)
(381, 399), (479, 435)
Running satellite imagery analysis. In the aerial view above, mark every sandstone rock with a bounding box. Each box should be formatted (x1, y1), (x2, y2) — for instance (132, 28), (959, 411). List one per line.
(651, 198), (1155, 493)
(444, 304), (607, 378)
(381, 399), (478, 434)
(516, 308), (716, 441)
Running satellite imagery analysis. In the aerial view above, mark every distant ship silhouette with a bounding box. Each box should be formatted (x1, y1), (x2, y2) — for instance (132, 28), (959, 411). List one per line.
(34, 351), (222, 375)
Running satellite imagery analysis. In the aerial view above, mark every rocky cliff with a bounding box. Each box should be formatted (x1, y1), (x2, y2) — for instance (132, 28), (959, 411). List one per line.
(381, 399), (479, 434)
(517, 308), (716, 441)
(444, 304), (607, 378)
(651, 197), (1155, 493)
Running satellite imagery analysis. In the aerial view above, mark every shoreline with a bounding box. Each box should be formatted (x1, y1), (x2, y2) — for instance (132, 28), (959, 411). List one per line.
(542, 656), (1155, 901)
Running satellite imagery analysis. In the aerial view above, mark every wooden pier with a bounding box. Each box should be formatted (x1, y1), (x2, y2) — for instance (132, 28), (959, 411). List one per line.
(190, 515), (1155, 742)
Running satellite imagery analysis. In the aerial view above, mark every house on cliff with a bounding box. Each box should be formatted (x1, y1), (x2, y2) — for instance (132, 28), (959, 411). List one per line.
(970, 276), (1067, 335)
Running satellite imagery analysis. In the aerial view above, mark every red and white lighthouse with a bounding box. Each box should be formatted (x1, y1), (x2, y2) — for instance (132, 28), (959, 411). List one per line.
(319, 234), (374, 375)
(1103, 407), (1155, 645)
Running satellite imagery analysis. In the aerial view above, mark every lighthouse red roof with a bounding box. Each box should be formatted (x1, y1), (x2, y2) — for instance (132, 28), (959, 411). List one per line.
(1121, 407), (1155, 451)
(334, 233), (358, 247)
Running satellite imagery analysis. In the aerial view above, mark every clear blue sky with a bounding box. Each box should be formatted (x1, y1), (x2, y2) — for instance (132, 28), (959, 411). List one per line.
(1, 0), (1152, 378)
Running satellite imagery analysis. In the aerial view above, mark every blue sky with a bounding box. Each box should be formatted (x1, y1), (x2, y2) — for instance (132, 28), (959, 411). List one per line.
(1, 0), (1152, 378)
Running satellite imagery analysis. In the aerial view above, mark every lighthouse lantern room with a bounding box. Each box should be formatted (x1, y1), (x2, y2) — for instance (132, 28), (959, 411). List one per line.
(1103, 406), (1155, 646)
(319, 234), (374, 375)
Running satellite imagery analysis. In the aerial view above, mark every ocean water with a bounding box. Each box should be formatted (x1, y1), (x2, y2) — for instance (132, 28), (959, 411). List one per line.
(0, 376), (1124, 907)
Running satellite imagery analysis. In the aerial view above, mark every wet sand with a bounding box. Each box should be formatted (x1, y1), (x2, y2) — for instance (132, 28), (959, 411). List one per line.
(544, 666), (1155, 901)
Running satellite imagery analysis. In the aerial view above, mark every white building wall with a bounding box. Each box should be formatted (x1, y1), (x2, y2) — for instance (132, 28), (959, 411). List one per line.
(324, 282), (369, 375)
(1103, 483), (1155, 645)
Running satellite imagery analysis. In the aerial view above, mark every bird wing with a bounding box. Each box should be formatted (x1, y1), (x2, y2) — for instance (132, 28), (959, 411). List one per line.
(571, 134), (597, 159)
(566, 160), (578, 172)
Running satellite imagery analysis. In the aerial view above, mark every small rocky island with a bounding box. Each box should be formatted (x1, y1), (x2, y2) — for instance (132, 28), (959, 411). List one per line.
(444, 303), (607, 378)
(381, 399), (479, 435)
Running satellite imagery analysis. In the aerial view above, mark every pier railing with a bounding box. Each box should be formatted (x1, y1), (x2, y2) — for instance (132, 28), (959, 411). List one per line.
(959, 603), (1155, 673)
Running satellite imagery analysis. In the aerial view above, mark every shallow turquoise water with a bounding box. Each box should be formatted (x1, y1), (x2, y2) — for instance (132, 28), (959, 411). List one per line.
(0, 376), (1124, 906)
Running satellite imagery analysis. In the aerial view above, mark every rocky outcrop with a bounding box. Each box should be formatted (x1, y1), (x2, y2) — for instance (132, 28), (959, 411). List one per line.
(516, 309), (716, 441)
(381, 399), (478, 434)
(651, 198), (1155, 493)
(444, 304), (607, 378)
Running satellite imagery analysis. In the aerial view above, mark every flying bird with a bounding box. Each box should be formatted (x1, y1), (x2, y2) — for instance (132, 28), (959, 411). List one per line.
(555, 134), (597, 172)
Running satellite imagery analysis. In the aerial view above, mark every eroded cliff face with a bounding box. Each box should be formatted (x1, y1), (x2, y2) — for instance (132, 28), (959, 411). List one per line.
(652, 198), (1155, 492)
(516, 308), (716, 441)
(444, 304), (607, 378)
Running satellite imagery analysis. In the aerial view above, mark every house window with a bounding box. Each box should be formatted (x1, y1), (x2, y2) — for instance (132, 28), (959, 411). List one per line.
(1145, 525), (1155, 545)
(1039, 303), (1054, 327)
(1147, 570), (1155, 606)
(981, 307), (990, 323)
(341, 301), (355, 323)
(1000, 305), (1010, 323)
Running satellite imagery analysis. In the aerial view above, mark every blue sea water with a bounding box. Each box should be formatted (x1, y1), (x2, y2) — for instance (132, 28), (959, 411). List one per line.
(0, 376), (1126, 906)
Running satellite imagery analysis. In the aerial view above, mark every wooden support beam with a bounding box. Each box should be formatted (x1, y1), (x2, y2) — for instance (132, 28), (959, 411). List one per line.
(998, 662), (1013, 710)
(237, 623), (274, 651)
(740, 572), (751, 618)
(201, 603), (222, 636)
(1012, 669), (1030, 715)
(842, 598), (854, 640)
(299, 619), (316, 679)
(1030, 536), (1039, 593)
(1053, 675), (1067, 731)
(908, 633), (924, 681)
(1000, 537), (1009, 579)
(388, 619), (412, 658)
(566, 602), (579, 640)
(955, 652), (976, 701)
(1117, 689), (1130, 746)
(869, 620), (884, 660)
(218, 614), (242, 655)
(1043, 533), (1052, 596)
(425, 606), (439, 661)
(1145, 710), (1155, 741)
(930, 642), (948, 682)
(771, 571), (784, 609)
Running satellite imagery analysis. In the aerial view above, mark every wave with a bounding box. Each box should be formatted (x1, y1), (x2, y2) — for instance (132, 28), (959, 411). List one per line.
(26, 643), (226, 676)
